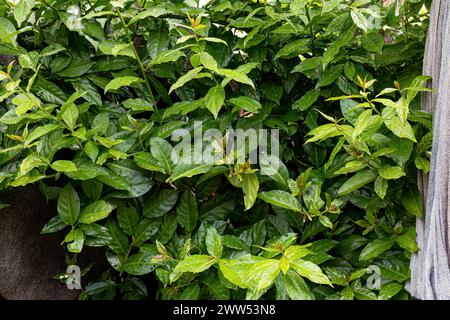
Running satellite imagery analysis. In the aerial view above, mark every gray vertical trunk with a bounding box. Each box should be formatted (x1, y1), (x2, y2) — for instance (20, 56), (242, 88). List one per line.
(407, 0), (450, 300)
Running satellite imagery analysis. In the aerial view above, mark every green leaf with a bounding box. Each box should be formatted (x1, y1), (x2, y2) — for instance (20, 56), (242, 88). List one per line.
(359, 238), (394, 261)
(316, 65), (343, 89)
(149, 137), (173, 173)
(24, 124), (61, 145)
(382, 107), (416, 142)
(34, 78), (67, 104)
(374, 176), (388, 199)
(196, 52), (220, 73)
(122, 98), (153, 112)
(40, 44), (66, 57)
(168, 163), (212, 182)
(123, 252), (154, 276)
(128, 7), (167, 24)
(60, 102), (79, 130)
(146, 22), (169, 59)
(344, 61), (356, 79)
(415, 157), (430, 173)
(293, 90), (320, 111)
(203, 275), (230, 300)
(143, 189), (178, 218)
(65, 228), (85, 253)
(162, 99), (204, 119)
(353, 285), (377, 300)
(156, 212), (178, 244)
(405, 75), (432, 104)
(84, 141), (99, 162)
(81, 223), (112, 247)
(305, 124), (343, 144)
(319, 215), (333, 229)
(206, 226), (223, 258)
(323, 0), (341, 13)
(205, 85), (225, 119)
(229, 96), (262, 113)
(176, 190), (198, 233)
(275, 39), (310, 59)
(72, 79), (102, 106)
(247, 259), (280, 291)
(242, 172), (259, 211)
(223, 235), (250, 251)
(290, 260), (332, 286)
(334, 160), (368, 175)
(19, 51), (39, 70)
(106, 220), (130, 256)
(180, 284), (201, 300)
(337, 170), (378, 196)
(349, 268), (367, 281)
(134, 152), (165, 173)
(291, 57), (322, 73)
(14, 0), (34, 26)
(379, 282), (403, 300)
(117, 205), (139, 236)
(352, 109), (372, 139)
(83, 281), (116, 296)
(361, 31), (384, 52)
(169, 68), (211, 93)
(104, 76), (143, 93)
(19, 154), (45, 176)
(41, 215), (68, 234)
(99, 40), (134, 58)
(340, 99), (362, 124)
(200, 37), (228, 45)
(55, 58), (95, 77)
(259, 155), (289, 190)
(351, 9), (368, 32)
(389, 137), (413, 167)
(401, 186), (423, 217)
(340, 286), (354, 300)
(285, 245), (313, 261)
(171, 255), (217, 280)
(149, 49), (185, 67)
(378, 165), (405, 180)
(394, 227), (418, 253)
(282, 269), (314, 300)
(78, 200), (114, 224)
(82, 180), (103, 200)
(12, 92), (40, 115)
(51, 160), (77, 172)
(219, 69), (255, 89)
(0, 17), (17, 44)
(218, 259), (254, 289)
(133, 219), (160, 247)
(57, 183), (80, 225)
(258, 190), (302, 212)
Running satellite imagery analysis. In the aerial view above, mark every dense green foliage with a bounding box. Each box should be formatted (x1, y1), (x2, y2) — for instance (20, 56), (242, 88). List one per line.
(0, 0), (432, 300)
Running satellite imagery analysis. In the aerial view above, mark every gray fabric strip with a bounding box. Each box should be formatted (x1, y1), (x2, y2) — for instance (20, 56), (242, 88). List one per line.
(407, 0), (450, 300)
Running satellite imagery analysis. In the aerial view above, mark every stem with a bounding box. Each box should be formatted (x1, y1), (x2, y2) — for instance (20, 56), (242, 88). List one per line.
(116, 8), (161, 123)
(305, 6), (315, 54)
(86, 0), (97, 14)
(404, 1), (410, 35)
(27, 147), (51, 166)
(1, 0), (12, 10)
(40, 0), (59, 15)
(119, 244), (133, 277)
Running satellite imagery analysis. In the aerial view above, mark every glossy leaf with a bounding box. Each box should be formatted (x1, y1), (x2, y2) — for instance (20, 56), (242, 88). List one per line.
(78, 200), (114, 224)
(57, 183), (80, 225)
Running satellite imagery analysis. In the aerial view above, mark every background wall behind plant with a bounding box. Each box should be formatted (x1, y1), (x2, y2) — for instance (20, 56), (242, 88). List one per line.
(0, 0), (432, 300)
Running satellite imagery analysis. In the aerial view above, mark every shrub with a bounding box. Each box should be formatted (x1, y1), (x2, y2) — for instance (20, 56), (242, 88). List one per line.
(0, 0), (431, 300)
